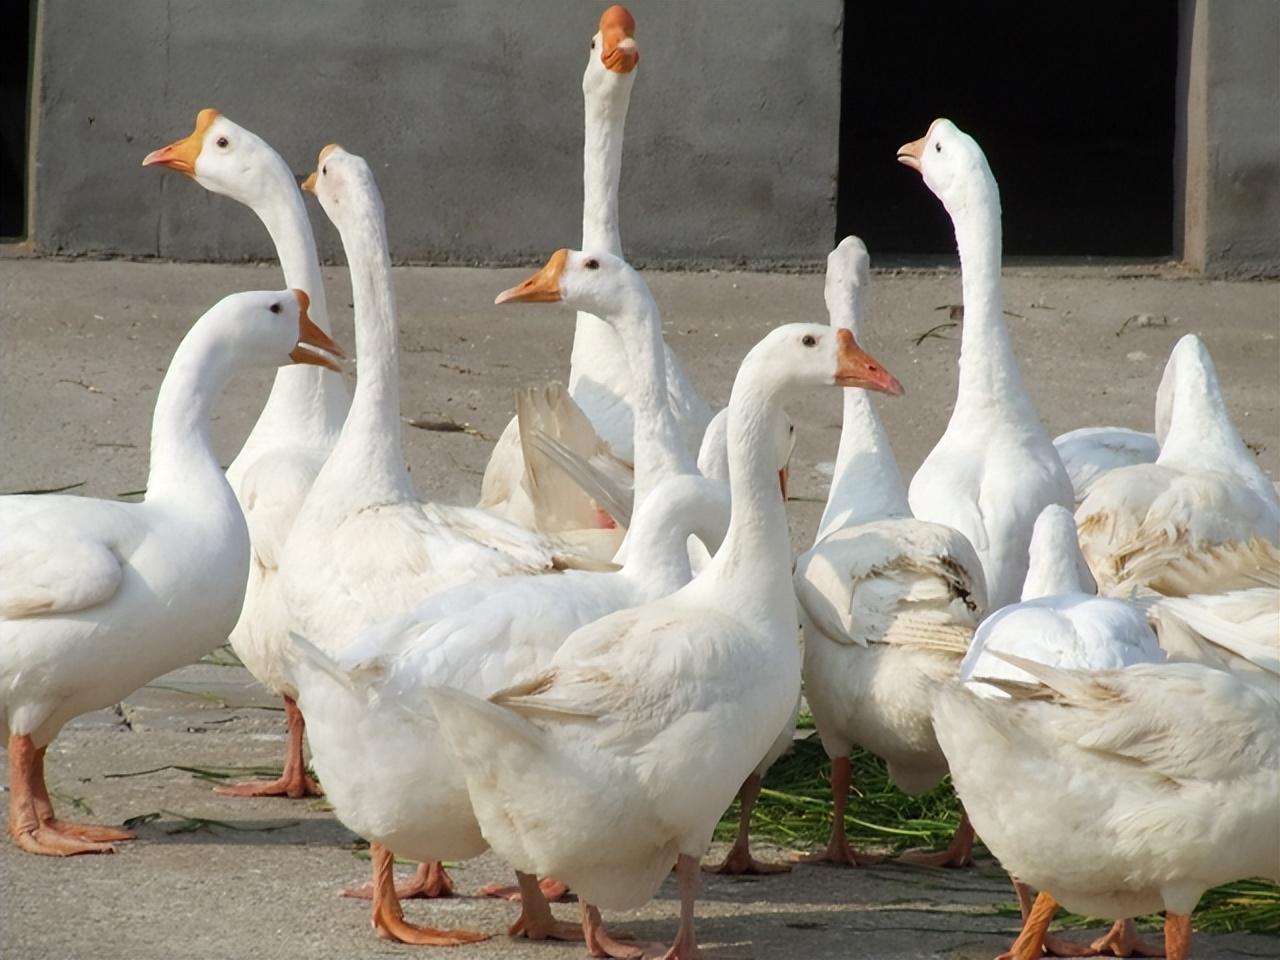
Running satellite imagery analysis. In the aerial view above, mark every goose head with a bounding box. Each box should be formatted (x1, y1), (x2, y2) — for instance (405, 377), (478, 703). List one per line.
(213, 289), (344, 372)
(301, 144), (384, 233)
(741, 323), (905, 399)
(584, 4), (639, 96)
(492, 248), (653, 319)
(143, 109), (291, 206)
(696, 407), (797, 498)
(896, 118), (998, 218)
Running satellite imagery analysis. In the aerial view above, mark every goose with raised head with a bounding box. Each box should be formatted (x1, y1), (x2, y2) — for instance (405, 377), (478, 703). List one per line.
(794, 237), (987, 872)
(938, 623), (1274, 960)
(143, 109), (349, 799)
(289, 471), (729, 945)
(955, 503), (1167, 958)
(278, 146), (604, 939)
(480, 5), (711, 525)
(427, 321), (904, 959)
(1076, 334), (1280, 598)
(1, 289), (342, 856)
(898, 119), (1073, 612)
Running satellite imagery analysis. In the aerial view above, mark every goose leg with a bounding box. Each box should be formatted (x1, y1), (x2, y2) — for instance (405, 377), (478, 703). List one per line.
(898, 811), (976, 869)
(660, 853), (701, 959)
(794, 756), (885, 866)
(479, 875), (568, 902)
(342, 859), (455, 900)
(505, 871), (582, 941)
(213, 697), (324, 798)
(702, 773), (791, 875)
(999, 890), (1062, 960)
(582, 902), (649, 959)
(7, 735), (133, 855)
(1163, 913), (1191, 960)
(367, 843), (488, 946)
(1008, 880), (1097, 957)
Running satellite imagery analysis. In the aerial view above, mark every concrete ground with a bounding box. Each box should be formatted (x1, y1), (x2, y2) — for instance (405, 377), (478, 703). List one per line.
(1, 259), (1278, 960)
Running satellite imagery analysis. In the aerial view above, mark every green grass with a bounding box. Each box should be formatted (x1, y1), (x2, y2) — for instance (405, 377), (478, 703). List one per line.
(723, 722), (1279, 935)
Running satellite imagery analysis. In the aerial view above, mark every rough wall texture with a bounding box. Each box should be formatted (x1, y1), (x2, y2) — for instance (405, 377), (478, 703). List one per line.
(30, 0), (842, 265)
(1177, 0), (1280, 277)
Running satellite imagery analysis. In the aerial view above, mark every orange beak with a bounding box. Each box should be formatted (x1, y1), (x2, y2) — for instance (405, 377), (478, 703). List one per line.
(778, 465), (790, 501)
(288, 289), (345, 371)
(599, 4), (639, 73)
(301, 143), (342, 195)
(835, 328), (904, 395)
(142, 108), (220, 176)
(897, 120), (940, 172)
(494, 249), (569, 305)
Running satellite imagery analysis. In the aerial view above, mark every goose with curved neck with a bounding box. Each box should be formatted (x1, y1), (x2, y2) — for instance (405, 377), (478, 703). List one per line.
(567, 5), (711, 463)
(495, 248), (696, 508)
(428, 321), (902, 959)
(794, 236), (987, 871)
(1076, 334), (1280, 597)
(1, 289), (340, 856)
(279, 145), (604, 942)
(144, 110), (350, 799)
(898, 119), (1072, 612)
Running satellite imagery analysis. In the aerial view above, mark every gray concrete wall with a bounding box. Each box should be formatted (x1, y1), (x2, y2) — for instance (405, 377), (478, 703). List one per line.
(29, 0), (842, 266)
(1176, 0), (1280, 277)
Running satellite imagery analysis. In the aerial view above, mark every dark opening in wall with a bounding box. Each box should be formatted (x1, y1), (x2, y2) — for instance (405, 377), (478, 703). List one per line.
(837, 2), (1178, 258)
(0, 0), (32, 239)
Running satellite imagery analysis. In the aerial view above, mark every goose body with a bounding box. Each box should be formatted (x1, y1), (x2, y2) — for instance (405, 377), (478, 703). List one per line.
(795, 238), (986, 869)
(1076, 335), (1280, 598)
(899, 120), (1072, 612)
(936, 656), (1278, 959)
(430, 322), (903, 956)
(1, 290), (340, 855)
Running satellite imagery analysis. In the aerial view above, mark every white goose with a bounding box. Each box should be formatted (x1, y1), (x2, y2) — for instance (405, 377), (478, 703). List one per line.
(1076, 334), (1280, 597)
(480, 4), (710, 521)
(938, 550), (1276, 960)
(795, 237), (987, 871)
(144, 109), (349, 799)
(277, 145), (604, 916)
(428, 322), (904, 959)
(898, 119), (1073, 612)
(289, 471), (728, 945)
(1, 289), (341, 856)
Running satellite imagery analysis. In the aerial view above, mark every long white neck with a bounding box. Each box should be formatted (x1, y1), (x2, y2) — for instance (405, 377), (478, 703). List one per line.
(569, 75), (632, 415)
(817, 274), (909, 540)
(612, 291), (697, 504)
(1021, 508), (1094, 599)
(947, 176), (1038, 427)
(699, 373), (798, 629)
(622, 476), (728, 596)
(146, 323), (243, 502)
(227, 168), (347, 468)
(321, 201), (414, 506)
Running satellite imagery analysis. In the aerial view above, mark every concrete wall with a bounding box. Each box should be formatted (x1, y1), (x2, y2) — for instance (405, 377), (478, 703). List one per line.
(1176, 0), (1280, 277)
(29, 0), (842, 266)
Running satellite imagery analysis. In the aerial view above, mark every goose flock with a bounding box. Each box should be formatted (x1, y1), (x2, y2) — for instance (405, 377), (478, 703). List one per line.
(2, 7), (1277, 960)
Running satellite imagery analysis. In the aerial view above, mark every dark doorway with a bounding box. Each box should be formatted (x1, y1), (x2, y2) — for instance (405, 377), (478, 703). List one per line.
(0, 0), (32, 239)
(837, 2), (1178, 257)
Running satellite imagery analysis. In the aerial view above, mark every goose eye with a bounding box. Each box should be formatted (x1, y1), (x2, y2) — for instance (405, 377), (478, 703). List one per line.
(322, 165), (328, 176)
(584, 258), (600, 270)
(802, 334), (816, 347)
(216, 136), (229, 148)
(590, 40), (596, 50)
(935, 142), (942, 153)
(269, 302), (282, 314)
